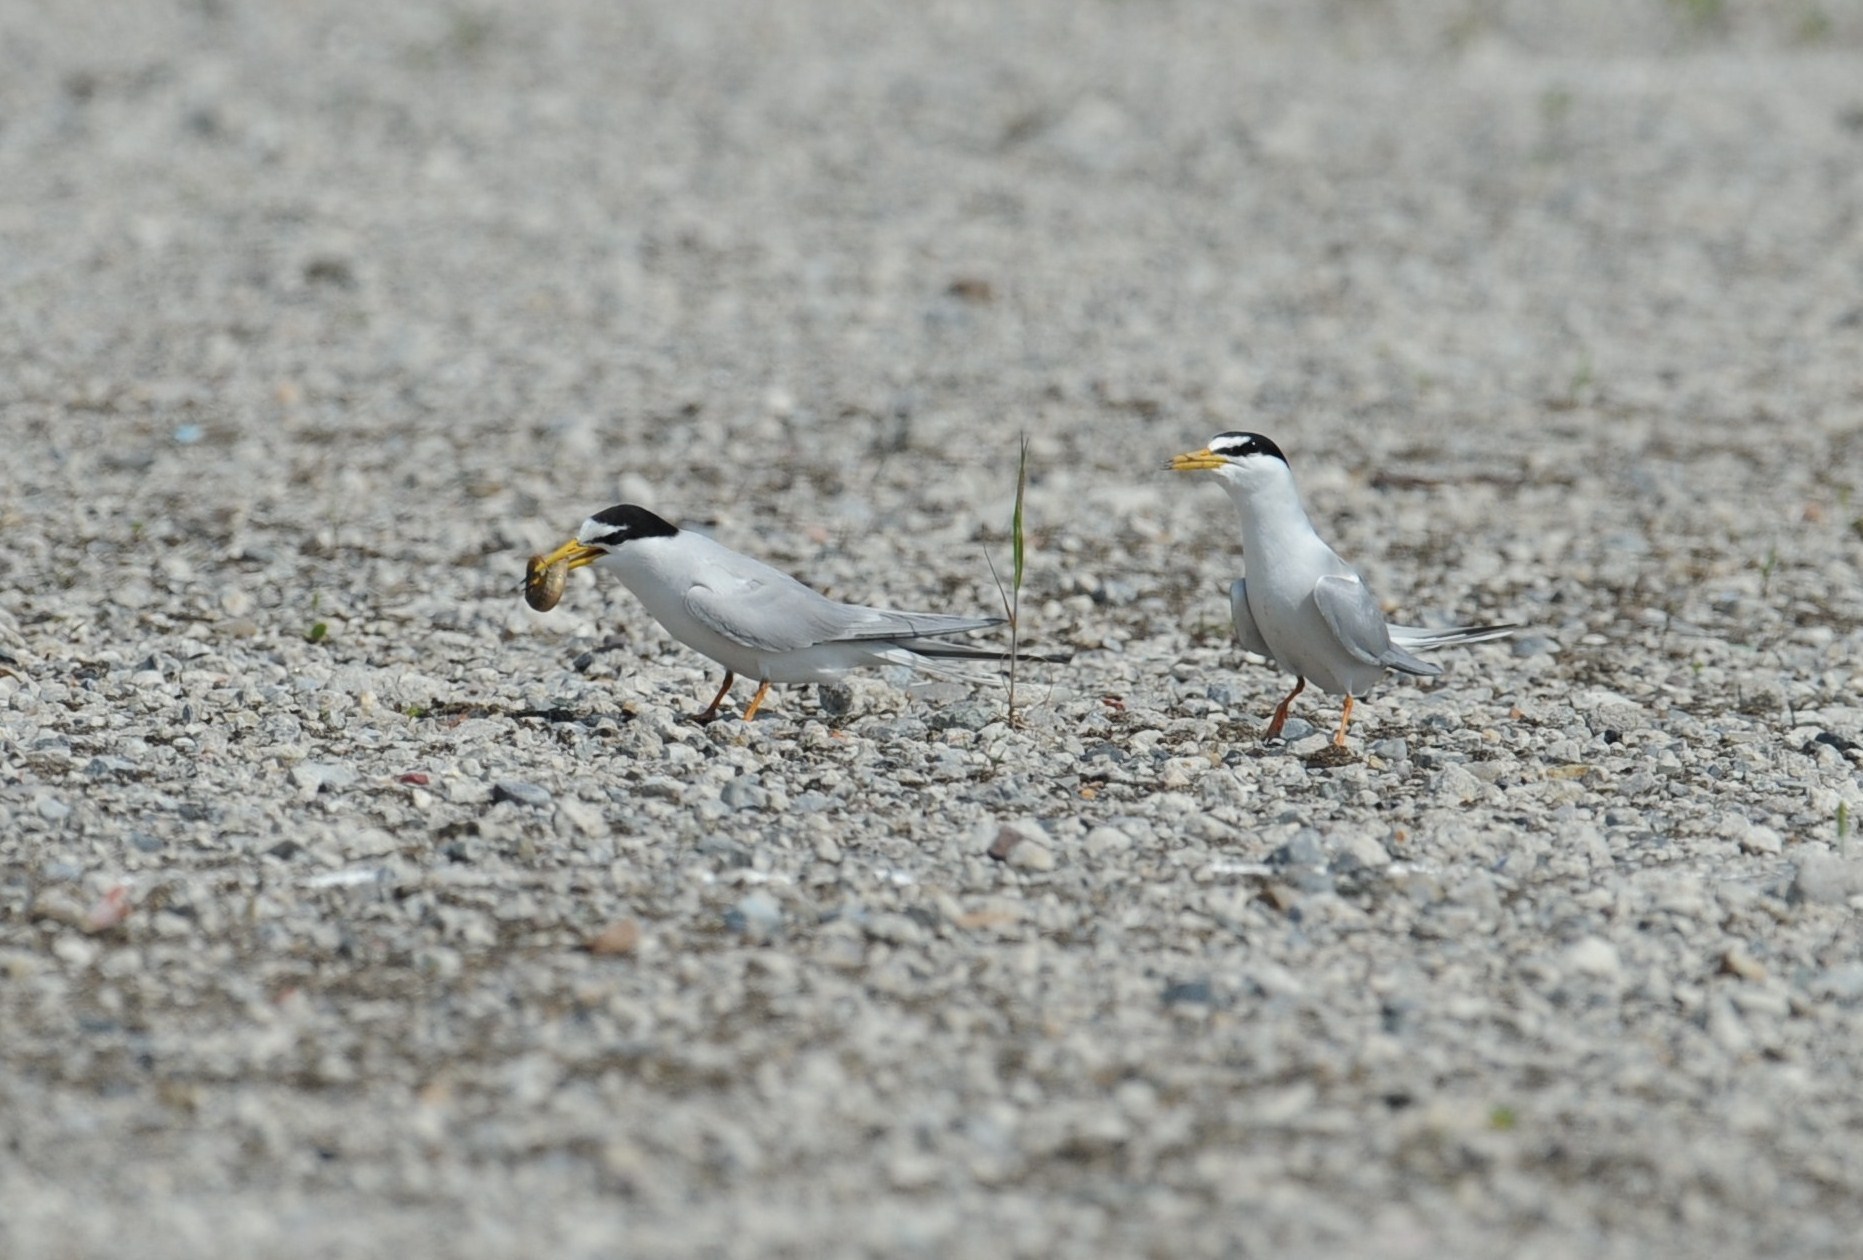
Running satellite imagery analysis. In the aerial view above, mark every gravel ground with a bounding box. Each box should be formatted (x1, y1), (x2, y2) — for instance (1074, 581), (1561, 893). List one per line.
(4, 2), (1863, 1256)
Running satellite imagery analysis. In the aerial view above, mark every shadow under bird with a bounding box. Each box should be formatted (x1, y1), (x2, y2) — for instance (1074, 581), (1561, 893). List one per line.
(1169, 432), (1517, 747)
(528, 504), (1061, 722)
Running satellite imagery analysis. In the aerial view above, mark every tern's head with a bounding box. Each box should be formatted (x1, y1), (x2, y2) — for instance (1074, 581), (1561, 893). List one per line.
(1167, 432), (1290, 487)
(537, 504), (680, 571)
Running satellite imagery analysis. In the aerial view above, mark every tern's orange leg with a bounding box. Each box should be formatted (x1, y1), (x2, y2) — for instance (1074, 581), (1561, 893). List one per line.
(1332, 695), (1355, 748)
(693, 672), (736, 723)
(1263, 677), (1307, 741)
(741, 680), (772, 722)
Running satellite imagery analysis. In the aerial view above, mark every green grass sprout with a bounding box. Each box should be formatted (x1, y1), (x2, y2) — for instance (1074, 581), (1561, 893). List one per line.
(985, 434), (1033, 725)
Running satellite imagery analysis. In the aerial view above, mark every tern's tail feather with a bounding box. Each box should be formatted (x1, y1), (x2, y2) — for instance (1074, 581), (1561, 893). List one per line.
(842, 611), (1006, 643)
(871, 639), (1074, 687)
(1387, 622), (1520, 653)
(905, 640), (1074, 666)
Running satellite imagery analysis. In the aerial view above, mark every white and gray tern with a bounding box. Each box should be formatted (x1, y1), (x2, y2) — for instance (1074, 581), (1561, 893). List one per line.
(1170, 432), (1517, 747)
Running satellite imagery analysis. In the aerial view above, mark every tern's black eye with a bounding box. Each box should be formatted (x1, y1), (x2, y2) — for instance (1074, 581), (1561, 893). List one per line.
(586, 504), (679, 545)
(1208, 431), (1287, 464)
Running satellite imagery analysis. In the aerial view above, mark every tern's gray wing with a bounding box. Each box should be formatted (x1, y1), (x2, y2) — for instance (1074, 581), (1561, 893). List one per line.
(683, 550), (1000, 653)
(1313, 575), (1441, 677)
(683, 571), (855, 653)
(1227, 579), (1275, 658)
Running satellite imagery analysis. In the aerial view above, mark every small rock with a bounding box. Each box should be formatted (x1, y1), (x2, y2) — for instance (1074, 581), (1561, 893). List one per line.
(1719, 945), (1767, 982)
(84, 756), (138, 776)
(1592, 701), (1649, 734)
(587, 918), (641, 956)
(34, 796), (71, 823)
(554, 799), (605, 837)
(813, 834), (843, 864)
(931, 701), (995, 732)
(863, 912), (928, 945)
(1333, 833), (1390, 872)
(1432, 764), (1484, 804)
(720, 778), (767, 811)
(1790, 852), (1863, 905)
(1084, 826), (1131, 857)
(81, 886), (133, 934)
(52, 935), (99, 968)
(987, 820), (1055, 871)
(1511, 634), (1560, 658)
(292, 762), (359, 794)
(726, 891), (783, 941)
(444, 777), (487, 805)
(1367, 738), (1409, 763)
(1008, 837), (1056, 872)
(1269, 831), (1325, 869)
(1735, 824), (1784, 857)
(1566, 936), (1621, 980)
(1162, 978), (1213, 1007)
(1810, 962), (1863, 1002)
(1704, 995), (1752, 1056)
(491, 781), (552, 808)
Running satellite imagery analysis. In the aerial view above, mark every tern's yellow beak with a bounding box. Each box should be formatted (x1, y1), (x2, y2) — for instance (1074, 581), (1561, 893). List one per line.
(1167, 447), (1228, 472)
(536, 538), (605, 570)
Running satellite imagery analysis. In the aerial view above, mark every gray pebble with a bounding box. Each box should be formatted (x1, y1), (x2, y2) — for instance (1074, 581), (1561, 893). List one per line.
(720, 778), (767, 811)
(727, 891), (784, 941)
(491, 781), (553, 808)
(291, 762), (358, 793)
(1791, 853), (1863, 906)
(1270, 831), (1325, 869)
(1511, 634), (1561, 658)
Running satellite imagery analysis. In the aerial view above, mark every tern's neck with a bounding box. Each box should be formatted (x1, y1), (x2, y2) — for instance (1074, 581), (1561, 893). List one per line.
(1221, 469), (1319, 552)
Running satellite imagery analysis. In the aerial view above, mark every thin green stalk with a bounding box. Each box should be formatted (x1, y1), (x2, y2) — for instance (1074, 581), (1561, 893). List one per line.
(1008, 433), (1030, 723)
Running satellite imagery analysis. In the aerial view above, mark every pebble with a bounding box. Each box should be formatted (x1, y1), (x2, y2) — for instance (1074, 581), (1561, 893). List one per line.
(491, 780), (553, 808)
(1566, 936), (1622, 981)
(1432, 764), (1485, 804)
(587, 919), (642, 956)
(1791, 853), (1863, 906)
(986, 820), (1056, 871)
(727, 891), (784, 942)
(1333, 833), (1390, 872)
(291, 762), (359, 794)
(720, 778), (767, 811)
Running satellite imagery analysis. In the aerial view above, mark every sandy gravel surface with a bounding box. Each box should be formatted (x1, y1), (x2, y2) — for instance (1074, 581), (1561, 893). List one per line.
(4, 2), (1863, 1256)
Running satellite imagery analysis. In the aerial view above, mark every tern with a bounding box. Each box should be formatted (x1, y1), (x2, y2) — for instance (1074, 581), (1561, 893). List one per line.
(530, 504), (1056, 722)
(1169, 432), (1516, 747)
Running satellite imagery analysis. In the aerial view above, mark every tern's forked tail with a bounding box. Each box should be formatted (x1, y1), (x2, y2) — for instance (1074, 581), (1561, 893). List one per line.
(1387, 622), (1520, 653)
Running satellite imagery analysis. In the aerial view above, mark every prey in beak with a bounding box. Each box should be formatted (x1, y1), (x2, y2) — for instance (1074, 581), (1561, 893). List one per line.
(522, 539), (603, 612)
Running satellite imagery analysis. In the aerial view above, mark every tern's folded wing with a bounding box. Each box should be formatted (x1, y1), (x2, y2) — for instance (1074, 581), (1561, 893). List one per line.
(685, 573), (1002, 653)
(1313, 574), (1397, 667)
(683, 574), (855, 653)
(1315, 575), (1442, 677)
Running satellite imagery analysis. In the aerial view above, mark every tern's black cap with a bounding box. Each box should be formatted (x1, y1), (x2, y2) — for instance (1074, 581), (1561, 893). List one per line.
(586, 504), (679, 544)
(1207, 432), (1287, 464)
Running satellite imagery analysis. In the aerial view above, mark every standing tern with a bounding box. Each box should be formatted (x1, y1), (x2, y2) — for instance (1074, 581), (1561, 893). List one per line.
(529, 504), (1056, 722)
(1169, 432), (1516, 747)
